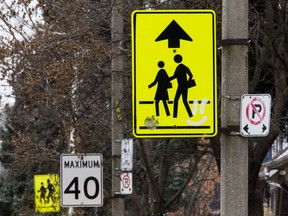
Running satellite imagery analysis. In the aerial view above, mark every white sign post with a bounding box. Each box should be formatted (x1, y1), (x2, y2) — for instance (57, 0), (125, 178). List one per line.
(60, 153), (103, 207)
(240, 94), (271, 137)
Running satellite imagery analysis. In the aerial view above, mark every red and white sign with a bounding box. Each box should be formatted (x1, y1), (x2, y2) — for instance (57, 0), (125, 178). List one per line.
(120, 172), (132, 195)
(240, 94), (271, 137)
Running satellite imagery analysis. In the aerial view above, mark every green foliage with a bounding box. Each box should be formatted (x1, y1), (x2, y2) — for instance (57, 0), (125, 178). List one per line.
(165, 162), (191, 209)
(0, 176), (13, 215)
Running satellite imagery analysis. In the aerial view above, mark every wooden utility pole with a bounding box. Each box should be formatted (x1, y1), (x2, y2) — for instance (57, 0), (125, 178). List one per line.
(111, 0), (125, 215)
(221, 0), (249, 215)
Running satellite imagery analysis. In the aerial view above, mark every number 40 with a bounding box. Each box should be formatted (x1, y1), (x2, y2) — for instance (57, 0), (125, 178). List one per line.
(64, 176), (100, 199)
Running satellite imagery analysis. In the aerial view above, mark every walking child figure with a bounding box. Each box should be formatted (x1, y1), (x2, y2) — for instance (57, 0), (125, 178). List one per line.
(46, 179), (55, 204)
(148, 61), (172, 116)
(169, 54), (194, 118)
(38, 182), (46, 204)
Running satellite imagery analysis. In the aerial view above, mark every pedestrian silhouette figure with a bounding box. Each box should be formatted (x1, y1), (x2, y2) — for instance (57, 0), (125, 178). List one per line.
(46, 179), (55, 204)
(148, 61), (171, 116)
(170, 54), (193, 118)
(38, 182), (46, 204)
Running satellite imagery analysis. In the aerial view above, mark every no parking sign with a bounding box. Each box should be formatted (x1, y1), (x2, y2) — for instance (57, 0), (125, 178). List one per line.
(240, 94), (271, 137)
(120, 172), (132, 195)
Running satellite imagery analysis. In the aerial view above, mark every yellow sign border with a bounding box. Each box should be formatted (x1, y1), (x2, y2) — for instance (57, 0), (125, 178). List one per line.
(132, 10), (218, 138)
(34, 174), (60, 213)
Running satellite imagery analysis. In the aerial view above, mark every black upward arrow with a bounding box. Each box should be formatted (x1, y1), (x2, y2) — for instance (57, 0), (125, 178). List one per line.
(155, 20), (193, 48)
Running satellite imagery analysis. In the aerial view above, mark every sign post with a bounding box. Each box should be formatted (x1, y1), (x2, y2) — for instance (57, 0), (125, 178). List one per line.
(60, 154), (103, 207)
(221, 0), (249, 215)
(131, 10), (217, 138)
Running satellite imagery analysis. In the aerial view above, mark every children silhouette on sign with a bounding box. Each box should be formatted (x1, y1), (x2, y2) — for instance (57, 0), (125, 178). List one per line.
(170, 54), (194, 118)
(148, 61), (172, 116)
(148, 55), (195, 118)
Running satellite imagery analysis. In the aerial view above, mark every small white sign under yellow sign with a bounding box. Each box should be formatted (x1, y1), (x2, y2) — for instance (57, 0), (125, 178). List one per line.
(131, 10), (217, 137)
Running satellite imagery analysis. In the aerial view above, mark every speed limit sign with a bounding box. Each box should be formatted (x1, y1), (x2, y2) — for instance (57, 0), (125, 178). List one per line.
(60, 154), (103, 207)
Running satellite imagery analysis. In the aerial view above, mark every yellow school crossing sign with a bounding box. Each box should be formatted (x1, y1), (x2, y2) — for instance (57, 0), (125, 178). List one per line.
(132, 10), (217, 137)
(34, 174), (60, 213)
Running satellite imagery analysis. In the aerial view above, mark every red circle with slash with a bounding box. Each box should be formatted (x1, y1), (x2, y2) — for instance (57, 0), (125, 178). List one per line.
(246, 97), (266, 125)
(122, 173), (130, 189)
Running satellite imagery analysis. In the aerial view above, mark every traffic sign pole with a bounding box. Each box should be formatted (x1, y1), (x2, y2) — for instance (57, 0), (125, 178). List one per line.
(111, 0), (125, 215)
(221, 0), (249, 215)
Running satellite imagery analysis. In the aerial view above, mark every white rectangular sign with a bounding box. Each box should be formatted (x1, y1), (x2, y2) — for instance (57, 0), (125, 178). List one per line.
(120, 172), (133, 195)
(60, 154), (103, 207)
(121, 139), (133, 171)
(240, 94), (271, 137)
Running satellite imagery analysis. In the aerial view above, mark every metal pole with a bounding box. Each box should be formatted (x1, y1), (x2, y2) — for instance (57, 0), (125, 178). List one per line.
(111, 0), (125, 215)
(221, 0), (249, 215)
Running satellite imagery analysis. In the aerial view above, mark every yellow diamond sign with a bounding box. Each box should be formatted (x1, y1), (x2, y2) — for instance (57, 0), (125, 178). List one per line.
(132, 10), (217, 137)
